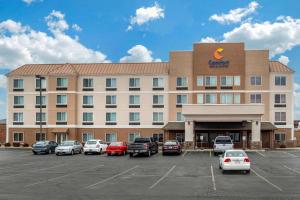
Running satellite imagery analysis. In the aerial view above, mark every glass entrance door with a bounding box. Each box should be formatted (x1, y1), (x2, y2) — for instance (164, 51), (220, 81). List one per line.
(56, 133), (67, 144)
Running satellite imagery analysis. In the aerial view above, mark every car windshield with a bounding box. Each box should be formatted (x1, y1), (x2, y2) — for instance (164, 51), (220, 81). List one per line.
(60, 141), (74, 146)
(110, 142), (122, 146)
(164, 141), (177, 145)
(225, 151), (246, 157)
(36, 141), (48, 145)
(134, 138), (150, 143)
(86, 141), (97, 144)
(215, 138), (232, 144)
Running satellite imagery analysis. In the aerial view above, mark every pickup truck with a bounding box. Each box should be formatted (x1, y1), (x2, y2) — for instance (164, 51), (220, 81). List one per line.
(127, 137), (158, 157)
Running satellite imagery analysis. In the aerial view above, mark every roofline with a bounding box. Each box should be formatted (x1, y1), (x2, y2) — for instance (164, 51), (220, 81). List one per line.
(269, 60), (295, 73)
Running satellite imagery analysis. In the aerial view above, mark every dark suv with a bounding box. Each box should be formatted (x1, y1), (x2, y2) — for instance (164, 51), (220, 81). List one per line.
(127, 137), (158, 157)
(32, 141), (58, 154)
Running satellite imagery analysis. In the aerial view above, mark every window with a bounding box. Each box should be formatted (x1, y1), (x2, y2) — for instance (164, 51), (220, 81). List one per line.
(106, 95), (116, 105)
(176, 112), (184, 121)
(13, 112), (23, 122)
(275, 133), (285, 141)
(275, 112), (286, 122)
(205, 76), (217, 87)
(35, 78), (46, 89)
(275, 94), (286, 104)
(153, 95), (164, 105)
(197, 76), (204, 86)
(234, 94), (241, 104)
(176, 133), (185, 143)
(153, 133), (164, 142)
(14, 96), (24, 106)
(57, 112), (67, 122)
(275, 76), (286, 86)
(205, 94), (217, 104)
(36, 133), (46, 141)
(176, 95), (187, 105)
(197, 94), (204, 104)
(250, 76), (261, 85)
(36, 112), (46, 122)
(129, 95), (140, 105)
(128, 132), (140, 142)
(57, 78), (68, 88)
(129, 78), (140, 88)
(13, 132), (24, 142)
(106, 78), (116, 88)
(176, 77), (187, 87)
(229, 133), (240, 142)
(153, 112), (163, 122)
(106, 133), (117, 142)
(13, 79), (24, 89)
(129, 112), (140, 122)
(220, 94), (233, 104)
(250, 94), (261, 103)
(221, 76), (233, 86)
(36, 96), (46, 106)
(83, 112), (93, 122)
(106, 112), (116, 122)
(57, 95), (67, 105)
(153, 77), (164, 88)
(83, 96), (93, 105)
(83, 78), (93, 88)
(234, 76), (240, 86)
(82, 133), (94, 142)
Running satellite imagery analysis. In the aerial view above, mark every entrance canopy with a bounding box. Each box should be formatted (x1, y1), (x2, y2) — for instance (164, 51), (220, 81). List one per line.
(51, 128), (69, 133)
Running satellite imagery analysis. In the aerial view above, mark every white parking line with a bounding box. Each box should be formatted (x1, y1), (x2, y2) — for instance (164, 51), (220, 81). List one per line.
(25, 164), (104, 187)
(210, 165), (216, 191)
(210, 151), (211, 157)
(283, 165), (300, 174)
(182, 151), (188, 157)
(149, 165), (176, 189)
(255, 151), (265, 157)
(86, 165), (139, 189)
(251, 168), (283, 192)
(282, 151), (297, 158)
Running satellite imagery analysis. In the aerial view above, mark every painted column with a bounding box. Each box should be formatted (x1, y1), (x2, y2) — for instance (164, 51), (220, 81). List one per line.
(184, 120), (194, 149)
(251, 120), (262, 149)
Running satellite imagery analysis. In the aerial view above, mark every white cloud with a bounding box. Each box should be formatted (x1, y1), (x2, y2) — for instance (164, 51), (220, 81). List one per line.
(200, 37), (217, 43)
(22, 0), (42, 5)
(209, 1), (259, 25)
(295, 82), (300, 92)
(294, 82), (300, 119)
(127, 2), (164, 31)
(278, 55), (289, 65)
(201, 16), (300, 57)
(120, 45), (161, 63)
(0, 11), (109, 69)
(72, 24), (82, 32)
(0, 75), (6, 88)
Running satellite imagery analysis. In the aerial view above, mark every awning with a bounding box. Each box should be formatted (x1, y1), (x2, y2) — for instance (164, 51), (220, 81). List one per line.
(51, 128), (69, 133)
(163, 122), (185, 131)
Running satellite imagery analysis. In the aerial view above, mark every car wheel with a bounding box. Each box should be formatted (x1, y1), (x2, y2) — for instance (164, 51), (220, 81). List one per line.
(123, 151), (126, 156)
(245, 170), (250, 174)
(79, 149), (82, 154)
(162, 152), (165, 156)
(71, 150), (74, 155)
(107, 153), (111, 156)
(214, 152), (217, 156)
(56, 153), (59, 156)
(219, 164), (222, 169)
(148, 151), (151, 157)
(222, 170), (226, 174)
(84, 152), (88, 155)
(129, 153), (133, 157)
(99, 149), (102, 155)
(33, 152), (37, 155)
(48, 149), (51, 154)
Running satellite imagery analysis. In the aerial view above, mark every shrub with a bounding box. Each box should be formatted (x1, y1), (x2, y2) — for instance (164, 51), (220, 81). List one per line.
(4, 143), (11, 147)
(12, 142), (20, 147)
(23, 143), (29, 147)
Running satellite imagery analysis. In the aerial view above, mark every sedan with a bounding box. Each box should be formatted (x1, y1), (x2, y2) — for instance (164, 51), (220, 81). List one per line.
(162, 140), (182, 155)
(106, 142), (127, 156)
(55, 140), (82, 156)
(83, 139), (108, 155)
(219, 150), (251, 174)
(32, 141), (58, 155)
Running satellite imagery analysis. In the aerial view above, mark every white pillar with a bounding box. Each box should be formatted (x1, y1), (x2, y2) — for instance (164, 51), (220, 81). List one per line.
(185, 120), (194, 142)
(251, 120), (261, 142)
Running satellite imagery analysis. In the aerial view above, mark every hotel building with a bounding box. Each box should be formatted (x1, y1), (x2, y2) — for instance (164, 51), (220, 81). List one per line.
(6, 43), (295, 149)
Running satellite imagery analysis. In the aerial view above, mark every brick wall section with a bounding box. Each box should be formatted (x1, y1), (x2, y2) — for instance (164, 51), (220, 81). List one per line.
(0, 124), (6, 144)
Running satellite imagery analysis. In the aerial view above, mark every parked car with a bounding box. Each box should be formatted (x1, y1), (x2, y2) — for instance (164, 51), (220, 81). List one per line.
(83, 139), (107, 155)
(32, 141), (58, 155)
(213, 136), (234, 156)
(106, 142), (127, 156)
(219, 150), (251, 174)
(55, 140), (82, 156)
(162, 140), (182, 155)
(128, 137), (158, 157)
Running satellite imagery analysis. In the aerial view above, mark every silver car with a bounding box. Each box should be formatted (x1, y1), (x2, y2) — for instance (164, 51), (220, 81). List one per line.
(55, 140), (82, 156)
(213, 136), (234, 156)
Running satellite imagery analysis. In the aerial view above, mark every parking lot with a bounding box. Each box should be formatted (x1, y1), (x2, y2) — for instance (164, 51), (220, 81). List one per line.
(0, 149), (299, 200)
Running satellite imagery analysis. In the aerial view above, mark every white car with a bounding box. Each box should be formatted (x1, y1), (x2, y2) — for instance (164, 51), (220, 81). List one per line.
(83, 139), (108, 155)
(219, 150), (251, 174)
(55, 140), (82, 156)
(213, 136), (234, 156)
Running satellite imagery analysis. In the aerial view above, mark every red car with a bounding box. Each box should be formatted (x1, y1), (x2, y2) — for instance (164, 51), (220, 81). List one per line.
(162, 140), (182, 155)
(106, 142), (128, 156)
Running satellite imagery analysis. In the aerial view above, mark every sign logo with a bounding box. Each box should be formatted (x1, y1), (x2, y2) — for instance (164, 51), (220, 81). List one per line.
(213, 48), (224, 60)
(208, 47), (229, 68)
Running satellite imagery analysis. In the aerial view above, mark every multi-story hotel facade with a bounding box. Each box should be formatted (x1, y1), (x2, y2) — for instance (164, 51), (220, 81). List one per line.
(6, 43), (295, 149)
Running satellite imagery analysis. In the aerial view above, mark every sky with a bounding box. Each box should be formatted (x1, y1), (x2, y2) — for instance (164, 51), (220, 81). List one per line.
(0, 0), (299, 119)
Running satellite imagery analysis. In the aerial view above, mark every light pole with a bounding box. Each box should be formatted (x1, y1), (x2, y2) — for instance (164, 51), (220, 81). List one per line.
(36, 75), (43, 141)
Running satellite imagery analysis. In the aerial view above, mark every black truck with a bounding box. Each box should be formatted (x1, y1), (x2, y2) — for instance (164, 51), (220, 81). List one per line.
(127, 137), (158, 157)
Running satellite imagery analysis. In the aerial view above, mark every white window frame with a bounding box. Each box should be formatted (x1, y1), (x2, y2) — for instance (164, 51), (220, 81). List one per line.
(83, 78), (93, 89)
(220, 76), (233, 86)
(153, 133), (164, 142)
(176, 112), (184, 122)
(35, 77), (46, 89)
(106, 95), (117, 105)
(13, 132), (24, 142)
(129, 112), (140, 122)
(106, 78), (117, 89)
(275, 76), (286, 86)
(275, 112), (286, 122)
(56, 77), (68, 88)
(275, 133), (285, 141)
(250, 76), (262, 86)
(36, 132), (46, 141)
(83, 112), (93, 122)
(128, 132), (140, 143)
(13, 112), (23, 122)
(176, 77), (188, 87)
(36, 112), (46, 122)
(205, 93), (217, 104)
(56, 95), (67, 105)
(129, 78), (140, 88)
(36, 96), (46, 106)
(152, 77), (164, 88)
(129, 95), (140, 105)
(82, 132), (94, 142)
(83, 95), (93, 106)
(13, 79), (24, 89)
(57, 112), (67, 122)
(105, 133), (117, 142)
(205, 76), (217, 87)
(153, 95), (164, 105)
(220, 94), (233, 104)
(275, 94), (286, 104)
(234, 76), (240, 86)
(176, 95), (188, 105)
(234, 93), (241, 104)
(197, 76), (204, 86)
(106, 112), (116, 122)
(250, 94), (262, 103)
(14, 96), (24, 106)
(153, 112), (164, 122)
(197, 94), (204, 104)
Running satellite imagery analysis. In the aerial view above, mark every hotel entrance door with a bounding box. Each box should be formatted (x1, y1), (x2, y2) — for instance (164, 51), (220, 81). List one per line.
(56, 133), (67, 144)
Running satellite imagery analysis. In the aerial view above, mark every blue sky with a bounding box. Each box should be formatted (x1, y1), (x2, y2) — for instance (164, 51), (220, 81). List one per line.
(0, 0), (299, 119)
